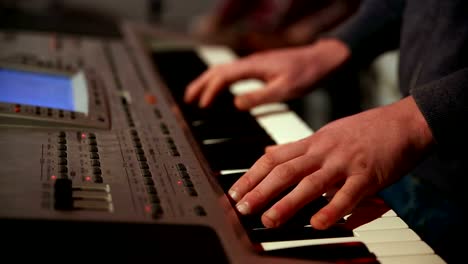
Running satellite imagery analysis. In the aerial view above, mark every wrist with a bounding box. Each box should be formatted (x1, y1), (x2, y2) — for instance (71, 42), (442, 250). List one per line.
(387, 96), (434, 152)
(305, 38), (351, 77)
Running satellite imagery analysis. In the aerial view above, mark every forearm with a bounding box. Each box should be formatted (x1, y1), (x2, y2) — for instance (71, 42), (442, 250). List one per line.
(328, 0), (404, 65)
(211, 0), (255, 28)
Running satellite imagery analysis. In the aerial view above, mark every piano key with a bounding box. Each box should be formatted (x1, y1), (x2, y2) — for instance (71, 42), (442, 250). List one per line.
(216, 172), (243, 193)
(355, 228), (421, 244)
(377, 254), (446, 264)
(381, 210), (397, 217)
(365, 240), (434, 257)
(352, 217), (408, 231)
(261, 241), (378, 263)
(201, 136), (275, 171)
(255, 107), (314, 145)
(249, 225), (353, 243)
(219, 168), (249, 175)
(191, 114), (268, 140)
(261, 228), (420, 251)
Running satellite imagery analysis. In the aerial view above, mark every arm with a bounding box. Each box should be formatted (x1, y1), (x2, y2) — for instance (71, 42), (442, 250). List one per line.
(329, 0), (404, 65)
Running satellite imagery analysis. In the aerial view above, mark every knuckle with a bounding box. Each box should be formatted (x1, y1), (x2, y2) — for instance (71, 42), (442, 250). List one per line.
(209, 75), (224, 87)
(340, 181), (359, 201)
(271, 163), (296, 183)
(262, 151), (279, 168)
(303, 174), (325, 193)
(275, 197), (294, 214)
(237, 174), (254, 190)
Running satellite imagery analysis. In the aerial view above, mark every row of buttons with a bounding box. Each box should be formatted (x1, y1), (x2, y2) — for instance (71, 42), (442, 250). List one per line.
(3, 53), (77, 72)
(13, 104), (78, 119)
(176, 163), (198, 197)
(56, 131), (69, 179)
(166, 137), (180, 157)
(130, 129), (163, 219)
(89, 78), (103, 106)
(175, 165), (207, 216)
(52, 132), (72, 210)
(87, 133), (103, 183)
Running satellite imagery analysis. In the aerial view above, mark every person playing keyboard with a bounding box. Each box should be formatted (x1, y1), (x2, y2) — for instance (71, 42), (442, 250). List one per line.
(184, 0), (467, 263)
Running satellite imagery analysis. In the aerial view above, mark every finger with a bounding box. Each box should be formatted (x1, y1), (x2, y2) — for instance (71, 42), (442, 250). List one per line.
(184, 69), (213, 103)
(194, 59), (267, 108)
(228, 138), (310, 202)
(234, 152), (322, 216)
(234, 77), (286, 110)
(199, 74), (232, 108)
(260, 168), (336, 228)
(311, 177), (368, 229)
(264, 137), (304, 152)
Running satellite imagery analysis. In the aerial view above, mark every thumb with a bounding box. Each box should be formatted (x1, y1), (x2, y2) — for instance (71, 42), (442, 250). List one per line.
(234, 78), (286, 110)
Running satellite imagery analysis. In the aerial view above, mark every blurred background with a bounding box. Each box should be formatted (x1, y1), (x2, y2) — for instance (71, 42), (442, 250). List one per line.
(0, 0), (401, 131)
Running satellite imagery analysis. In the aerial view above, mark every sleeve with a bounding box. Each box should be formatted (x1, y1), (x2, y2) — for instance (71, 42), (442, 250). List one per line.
(411, 68), (468, 153)
(326, 0), (405, 65)
(213, 0), (259, 27)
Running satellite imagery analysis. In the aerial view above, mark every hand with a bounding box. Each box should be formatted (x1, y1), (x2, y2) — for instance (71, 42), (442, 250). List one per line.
(228, 96), (434, 229)
(184, 38), (350, 110)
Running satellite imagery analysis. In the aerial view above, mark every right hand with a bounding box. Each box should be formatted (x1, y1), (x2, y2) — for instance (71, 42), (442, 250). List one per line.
(184, 38), (351, 110)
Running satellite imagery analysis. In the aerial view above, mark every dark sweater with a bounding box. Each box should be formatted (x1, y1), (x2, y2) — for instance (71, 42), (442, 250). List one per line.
(332, 0), (468, 209)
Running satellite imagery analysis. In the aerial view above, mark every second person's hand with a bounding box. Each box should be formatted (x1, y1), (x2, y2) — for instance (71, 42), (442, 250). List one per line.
(227, 96), (434, 230)
(184, 38), (351, 110)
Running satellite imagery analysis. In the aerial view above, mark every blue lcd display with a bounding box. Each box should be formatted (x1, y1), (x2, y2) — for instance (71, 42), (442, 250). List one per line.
(0, 68), (76, 111)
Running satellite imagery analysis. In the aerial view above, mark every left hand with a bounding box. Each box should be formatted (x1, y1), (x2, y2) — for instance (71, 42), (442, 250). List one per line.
(228, 96), (434, 229)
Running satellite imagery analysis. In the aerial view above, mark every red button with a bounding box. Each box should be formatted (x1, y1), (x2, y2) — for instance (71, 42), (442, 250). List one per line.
(145, 94), (157, 105)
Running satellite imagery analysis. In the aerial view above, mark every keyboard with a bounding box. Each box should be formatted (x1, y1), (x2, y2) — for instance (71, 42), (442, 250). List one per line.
(149, 44), (446, 264)
(0, 23), (447, 264)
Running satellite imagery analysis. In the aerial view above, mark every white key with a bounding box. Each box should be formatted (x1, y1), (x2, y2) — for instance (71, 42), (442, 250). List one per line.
(353, 216), (408, 231)
(366, 241), (434, 257)
(378, 254), (446, 264)
(262, 228), (420, 251)
(382, 209), (397, 217)
(354, 228), (421, 243)
(196, 46), (237, 65)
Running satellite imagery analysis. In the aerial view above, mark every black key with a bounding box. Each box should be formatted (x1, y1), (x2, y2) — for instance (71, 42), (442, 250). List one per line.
(201, 135), (274, 171)
(249, 224), (353, 243)
(216, 172), (243, 194)
(151, 50), (210, 99)
(261, 242), (378, 263)
(190, 112), (268, 141)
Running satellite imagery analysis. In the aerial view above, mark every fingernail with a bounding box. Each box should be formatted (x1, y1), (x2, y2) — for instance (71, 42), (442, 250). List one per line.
(315, 213), (329, 228)
(236, 201), (250, 215)
(228, 189), (239, 202)
(235, 97), (249, 110)
(263, 209), (279, 227)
